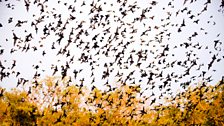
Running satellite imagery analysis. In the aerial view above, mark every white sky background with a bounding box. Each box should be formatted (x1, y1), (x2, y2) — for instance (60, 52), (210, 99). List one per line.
(0, 0), (224, 102)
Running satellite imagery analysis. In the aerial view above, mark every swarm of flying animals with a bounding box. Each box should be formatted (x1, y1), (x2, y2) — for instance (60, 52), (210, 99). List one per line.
(0, 0), (224, 106)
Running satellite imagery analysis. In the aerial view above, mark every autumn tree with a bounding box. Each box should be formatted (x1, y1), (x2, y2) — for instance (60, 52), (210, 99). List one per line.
(0, 77), (223, 125)
(0, 88), (40, 126)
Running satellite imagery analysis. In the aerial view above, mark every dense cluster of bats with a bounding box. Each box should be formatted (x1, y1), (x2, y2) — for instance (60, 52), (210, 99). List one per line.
(0, 0), (224, 105)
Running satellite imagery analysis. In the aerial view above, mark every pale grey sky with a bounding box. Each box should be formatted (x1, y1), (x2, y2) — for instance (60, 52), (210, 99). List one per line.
(0, 0), (224, 103)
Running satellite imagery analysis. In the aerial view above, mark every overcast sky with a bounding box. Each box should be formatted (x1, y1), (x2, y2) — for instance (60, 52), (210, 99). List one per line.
(0, 0), (224, 101)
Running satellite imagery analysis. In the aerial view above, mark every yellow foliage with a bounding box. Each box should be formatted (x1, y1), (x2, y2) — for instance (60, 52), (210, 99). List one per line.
(0, 78), (223, 125)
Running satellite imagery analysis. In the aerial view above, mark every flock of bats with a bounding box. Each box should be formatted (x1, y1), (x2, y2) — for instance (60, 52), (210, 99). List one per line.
(0, 0), (224, 106)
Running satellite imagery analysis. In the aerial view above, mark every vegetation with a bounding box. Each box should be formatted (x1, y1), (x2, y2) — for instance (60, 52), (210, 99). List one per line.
(0, 77), (223, 125)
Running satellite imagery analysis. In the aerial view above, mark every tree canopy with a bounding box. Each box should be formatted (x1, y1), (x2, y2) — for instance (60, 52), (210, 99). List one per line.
(0, 77), (223, 125)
